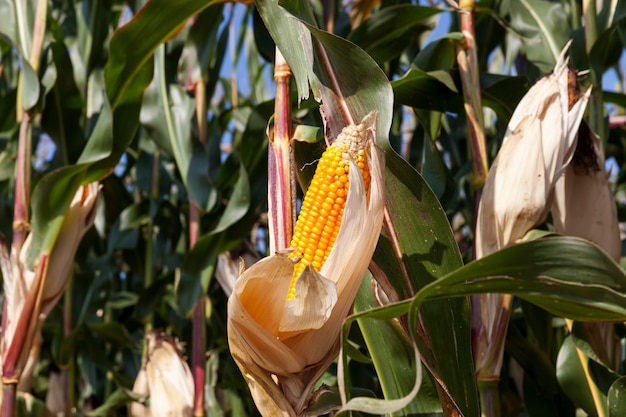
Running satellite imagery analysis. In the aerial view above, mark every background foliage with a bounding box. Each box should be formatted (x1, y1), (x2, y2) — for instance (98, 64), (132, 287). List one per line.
(1, 0), (626, 416)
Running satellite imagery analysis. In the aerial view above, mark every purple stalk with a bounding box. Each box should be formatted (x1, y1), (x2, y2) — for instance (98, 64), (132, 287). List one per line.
(191, 77), (208, 417)
(268, 49), (295, 254)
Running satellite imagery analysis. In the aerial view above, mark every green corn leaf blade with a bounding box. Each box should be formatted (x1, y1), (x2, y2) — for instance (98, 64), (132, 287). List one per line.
(28, 0), (215, 264)
(86, 388), (144, 416)
(411, 237), (626, 321)
(376, 149), (479, 416)
(0, 0), (18, 50)
(608, 376), (626, 417)
(85, 321), (135, 349)
(480, 74), (529, 121)
(355, 274), (443, 416)
(305, 26), (394, 144)
(258, 0), (394, 144)
(41, 21), (86, 165)
(178, 3), (226, 91)
(20, 58), (40, 110)
(104, 0), (219, 108)
(27, 61), (148, 265)
(347, 4), (441, 64)
(210, 162), (251, 234)
(27, 164), (87, 267)
(15, 393), (50, 417)
(254, 0), (314, 101)
(392, 68), (463, 113)
(556, 335), (613, 417)
(412, 32), (464, 71)
(507, 0), (571, 72)
(338, 299), (422, 416)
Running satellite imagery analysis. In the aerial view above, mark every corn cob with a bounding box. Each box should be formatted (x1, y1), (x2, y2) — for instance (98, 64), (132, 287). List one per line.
(287, 122), (371, 300)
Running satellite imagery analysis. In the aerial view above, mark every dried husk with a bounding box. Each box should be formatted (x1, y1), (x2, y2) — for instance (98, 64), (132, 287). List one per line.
(476, 58), (589, 258)
(227, 112), (385, 416)
(551, 125), (621, 261)
(472, 48), (612, 378)
(1, 183), (100, 382)
(130, 331), (194, 417)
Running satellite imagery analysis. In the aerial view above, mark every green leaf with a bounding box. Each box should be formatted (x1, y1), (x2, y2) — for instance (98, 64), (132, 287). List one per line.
(412, 32), (465, 71)
(106, 291), (140, 310)
(16, 392), (51, 417)
(85, 321), (135, 349)
(480, 74), (529, 121)
(258, 0), (394, 144)
(392, 68), (463, 112)
(556, 336), (611, 417)
(411, 237), (626, 321)
(0, 0), (18, 50)
(347, 5), (441, 64)
(307, 26), (394, 144)
(147, 44), (196, 197)
(21, 58), (39, 110)
(41, 21), (85, 164)
(608, 376), (626, 417)
(27, 165), (86, 266)
(355, 274), (441, 416)
(210, 161), (250, 234)
(86, 388), (144, 416)
(589, 24), (624, 77)
(178, 4), (226, 91)
(508, 0), (570, 72)
(377, 149), (479, 416)
(104, 0), (218, 108)
(419, 123), (455, 204)
(256, 0), (315, 101)
(338, 300), (422, 416)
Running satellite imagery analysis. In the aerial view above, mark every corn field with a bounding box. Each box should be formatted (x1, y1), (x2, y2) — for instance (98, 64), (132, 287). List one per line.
(2, 0), (626, 416)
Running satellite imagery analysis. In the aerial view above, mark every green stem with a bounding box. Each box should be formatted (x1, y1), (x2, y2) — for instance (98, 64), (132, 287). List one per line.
(477, 379), (501, 417)
(583, 0), (606, 142)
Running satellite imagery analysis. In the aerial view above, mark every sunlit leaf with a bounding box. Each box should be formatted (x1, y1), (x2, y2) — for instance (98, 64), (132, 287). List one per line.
(411, 237), (626, 321)
(355, 274), (442, 416)
(259, 0), (394, 143)
(376, 149), (479, 416)
(507, 0), (570, 72)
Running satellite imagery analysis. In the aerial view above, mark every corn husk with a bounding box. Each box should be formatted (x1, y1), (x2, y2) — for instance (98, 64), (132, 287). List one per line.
(473, 53), (590, 375)
(227, 112), (385, 416)
(474, 44), (620, 378)
(476, 55), (589, 259)
(551, 125), (621, 261)
(130, 331), (194, 417)
(1, 183), (99, 383)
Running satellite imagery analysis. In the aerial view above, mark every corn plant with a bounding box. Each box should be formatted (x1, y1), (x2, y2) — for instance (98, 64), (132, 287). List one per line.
(1, 1), (626, 417)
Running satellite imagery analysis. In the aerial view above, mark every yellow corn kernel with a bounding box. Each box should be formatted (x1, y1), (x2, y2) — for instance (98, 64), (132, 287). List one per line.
(287, 123), (371, 300)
